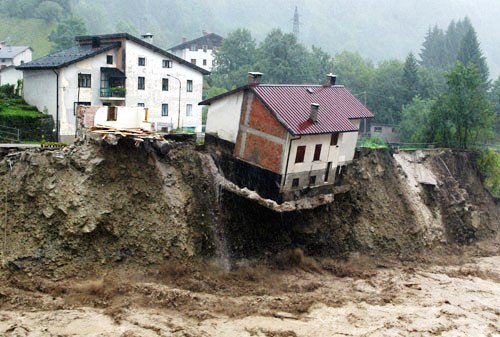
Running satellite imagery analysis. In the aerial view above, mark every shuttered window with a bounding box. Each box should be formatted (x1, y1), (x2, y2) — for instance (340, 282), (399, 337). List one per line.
(295, 146), (306, 163)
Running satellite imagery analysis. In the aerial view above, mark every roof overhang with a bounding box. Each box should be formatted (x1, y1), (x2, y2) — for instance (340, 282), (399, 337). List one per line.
(100, 67), (126, 78)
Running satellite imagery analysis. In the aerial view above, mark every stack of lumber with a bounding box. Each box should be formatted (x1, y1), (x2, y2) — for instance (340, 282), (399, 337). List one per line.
(88, 125), (164, 140)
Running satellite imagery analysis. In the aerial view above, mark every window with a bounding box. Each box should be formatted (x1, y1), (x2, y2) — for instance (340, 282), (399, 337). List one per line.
(313, 144), (322, 161)
(138, 57), (146, 66)
(292, 178), (300, 188)
(374, 126), (383, 133)
(186, 80), (193, 92)
(309, 176), (316, 185)
(331, 133), (339, 146)
(295, 145), (306, 163)
(203, 59), (207, 66)
(106, 55), (113, 64)
(138, 77), (145, 90)
(186, 104), (193, 116)
(78, 74), (91, 88)
(107, 106), (117, 121)
(190, 44), (197, 51)
(137, 103), (145, 107)
(162, 104), (169, 116)
(162, 78), (169, 91)
(190, 59), (196, 65)
(162, 59), (172, 68)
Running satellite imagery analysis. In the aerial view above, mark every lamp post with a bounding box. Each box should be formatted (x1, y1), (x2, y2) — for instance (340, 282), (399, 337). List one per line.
(167, 74), (182, 131)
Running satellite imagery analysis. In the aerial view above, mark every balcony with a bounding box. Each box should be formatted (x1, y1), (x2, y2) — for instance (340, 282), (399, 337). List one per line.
(100, 67), (126, 100)
(100, 87), (126, 99)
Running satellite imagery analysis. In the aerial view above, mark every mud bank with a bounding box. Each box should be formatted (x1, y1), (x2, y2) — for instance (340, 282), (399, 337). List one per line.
(0, 142), (498, 276)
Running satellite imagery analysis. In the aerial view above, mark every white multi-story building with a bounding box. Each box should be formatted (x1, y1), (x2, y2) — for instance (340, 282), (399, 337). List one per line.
(0, 42), (32, 86)
(169, 31), (223, 71)
(18, 33), (209, 142)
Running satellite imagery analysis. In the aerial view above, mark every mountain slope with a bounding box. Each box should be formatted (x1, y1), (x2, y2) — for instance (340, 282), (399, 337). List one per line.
(0, 13), (54, 58)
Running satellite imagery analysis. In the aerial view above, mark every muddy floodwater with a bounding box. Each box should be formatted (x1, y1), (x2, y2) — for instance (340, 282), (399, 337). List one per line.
(1, 252), (499, 337)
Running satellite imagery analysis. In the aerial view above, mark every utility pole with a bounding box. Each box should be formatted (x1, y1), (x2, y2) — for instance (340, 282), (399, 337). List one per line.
(167, 74), (182, 130)
(293, 6), (300, 38)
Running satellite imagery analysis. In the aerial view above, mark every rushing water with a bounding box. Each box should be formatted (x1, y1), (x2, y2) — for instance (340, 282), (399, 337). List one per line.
(201, 154), (232, 271)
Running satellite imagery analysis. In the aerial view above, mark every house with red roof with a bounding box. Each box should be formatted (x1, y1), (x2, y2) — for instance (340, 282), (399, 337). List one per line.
(200, 73), (374, 202)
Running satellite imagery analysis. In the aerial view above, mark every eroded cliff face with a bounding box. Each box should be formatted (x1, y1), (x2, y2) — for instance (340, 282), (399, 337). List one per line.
(0, 141), (498, 277)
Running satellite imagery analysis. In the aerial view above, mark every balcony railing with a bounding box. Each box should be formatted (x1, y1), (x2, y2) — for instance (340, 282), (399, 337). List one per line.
(100, 87), (126, 98)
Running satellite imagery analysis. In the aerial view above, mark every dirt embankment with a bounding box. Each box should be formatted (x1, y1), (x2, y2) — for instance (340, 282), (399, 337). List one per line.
(0, 140), (218, 278)
(220, 149), (499, 260)
(0, 142), (498, 277)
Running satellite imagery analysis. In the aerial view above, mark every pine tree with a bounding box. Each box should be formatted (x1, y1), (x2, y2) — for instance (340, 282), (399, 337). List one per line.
(401, 52), (420, 104)
(458, 26), (490, 88)
(420, 25), (446, 69)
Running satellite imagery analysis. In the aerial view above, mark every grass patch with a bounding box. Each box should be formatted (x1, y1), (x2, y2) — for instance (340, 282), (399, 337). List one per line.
(359, 137), (388, 149)
(477, 147), (500, 198)
(0, 13), (54, 58)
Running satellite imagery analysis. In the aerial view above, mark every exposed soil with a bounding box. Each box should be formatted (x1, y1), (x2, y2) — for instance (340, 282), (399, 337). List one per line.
(0, 141), (498, 336)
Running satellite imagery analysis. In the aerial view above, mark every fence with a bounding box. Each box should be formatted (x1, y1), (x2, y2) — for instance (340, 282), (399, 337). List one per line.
(0, 124), (20, 143)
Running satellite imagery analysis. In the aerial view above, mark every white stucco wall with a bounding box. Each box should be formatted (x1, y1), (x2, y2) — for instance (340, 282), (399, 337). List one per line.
(13, 49), (32, 65)
(338, 119), (361, 164)
(205, 92), (243, 143)
(0, 67), (22, 85)
(94, 106), (151, 129)
(23, 69), (57, 117)
(57, 51), (121, 136)
(282, 122), (361, 179)
(124, 40), (204, 132)
(172, 48), (215, 71)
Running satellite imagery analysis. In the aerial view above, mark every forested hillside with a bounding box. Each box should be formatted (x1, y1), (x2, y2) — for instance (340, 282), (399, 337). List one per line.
(1, 0), (499, 77)
(74, 0), (500, 78)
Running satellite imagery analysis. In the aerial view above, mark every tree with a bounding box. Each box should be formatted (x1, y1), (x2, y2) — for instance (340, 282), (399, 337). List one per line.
(489, 77), (500, 137)
(332, 51), (374, 94)
(430, 62), (494, 148)
(35, 1), (63, 22)
(307, 46), (334, 84)
(211, 28), (257, 89)
(457, 26), (490, 88)
(368, 60), (405, 125)
(48, 16), (87, 52)
(401, 52), (420, 104)
(398, 97), (433, 143)
(420, 25), (446, 69)
(256, 28), (310, 84)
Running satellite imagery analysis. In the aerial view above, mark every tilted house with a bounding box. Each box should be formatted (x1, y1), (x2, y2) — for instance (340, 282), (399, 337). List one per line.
(0, 42), (32, 85)
(200, 73), (374, 202)
(17, 33), (209, 142)
(169, 31), (223, 71)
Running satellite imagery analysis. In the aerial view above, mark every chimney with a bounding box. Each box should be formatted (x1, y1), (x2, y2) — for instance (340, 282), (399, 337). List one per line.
(202, 30), (208, 36)
(91, 37), (101, 48)
(324, 73), (337, 86)
(182, 36), (187, 43)
(141, 33), (153, 44)
(248, 72), (263, 85)
(310, 103), (319, 122)
(0, 41), (4, 49)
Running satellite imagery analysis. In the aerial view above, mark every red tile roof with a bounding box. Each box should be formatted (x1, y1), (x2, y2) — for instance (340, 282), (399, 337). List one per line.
(200, 84), (374, 136)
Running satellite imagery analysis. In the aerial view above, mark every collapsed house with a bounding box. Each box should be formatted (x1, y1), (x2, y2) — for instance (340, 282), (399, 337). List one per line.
(200, 73), (374, 202)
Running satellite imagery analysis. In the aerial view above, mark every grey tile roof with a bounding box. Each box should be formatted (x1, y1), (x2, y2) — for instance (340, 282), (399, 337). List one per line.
(0, 46), (31, 59)
(75, 33), (210, 75)
(17, 43), (119, 70)
(169, 33), (223, 51)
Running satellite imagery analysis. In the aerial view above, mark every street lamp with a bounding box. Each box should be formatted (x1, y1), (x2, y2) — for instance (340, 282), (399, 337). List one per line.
(167, 74), (181, 131)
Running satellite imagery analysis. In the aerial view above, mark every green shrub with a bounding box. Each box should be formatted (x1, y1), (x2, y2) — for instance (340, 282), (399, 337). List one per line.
(477, 148), (500, 198)
(360, 137), (388, 149)
(0, 84), (17, 99)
